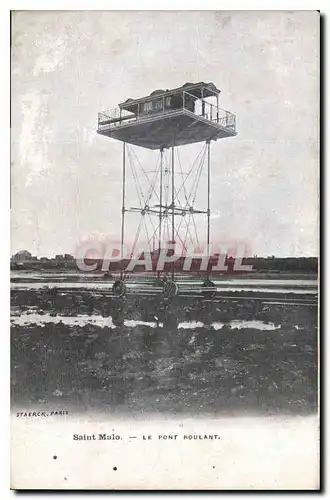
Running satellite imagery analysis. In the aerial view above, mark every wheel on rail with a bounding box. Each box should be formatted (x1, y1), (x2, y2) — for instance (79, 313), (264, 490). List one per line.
(112, 279), (126, 297)
(201, 279), (216, 299)
(163, 279), (178, 299)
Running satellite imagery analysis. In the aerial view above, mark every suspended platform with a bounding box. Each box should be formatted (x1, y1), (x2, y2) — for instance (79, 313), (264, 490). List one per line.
(97, 81), (236, 149)
(98, 108), (236, 150)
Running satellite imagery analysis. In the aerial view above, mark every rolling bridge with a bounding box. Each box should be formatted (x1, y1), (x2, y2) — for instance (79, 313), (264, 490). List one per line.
(97, 81), (237, 300)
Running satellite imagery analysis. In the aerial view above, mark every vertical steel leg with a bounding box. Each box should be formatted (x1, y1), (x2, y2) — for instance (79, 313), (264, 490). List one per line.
(207, 141), (211, 278)
(158, 148), (164, 252)
(120, 142), (126, 279)
(171, 146), (175, 280)
(157, 148), (164, 278)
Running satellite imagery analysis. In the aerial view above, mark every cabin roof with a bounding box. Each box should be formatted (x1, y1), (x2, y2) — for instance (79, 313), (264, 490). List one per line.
(119, 82), (220, 112)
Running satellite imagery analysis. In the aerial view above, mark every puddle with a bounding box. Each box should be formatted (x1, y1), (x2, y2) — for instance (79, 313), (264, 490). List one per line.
(124, 320), (158, 328)
(178, 321), (204, 329)
(11, 313), (116, 329)
(180, 320), (281, 331)
(227, 320), (281, 331)
(11, 314), (281, 332)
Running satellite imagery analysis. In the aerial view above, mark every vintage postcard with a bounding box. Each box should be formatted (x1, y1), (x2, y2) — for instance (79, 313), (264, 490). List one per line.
(10, 10), (320, 490)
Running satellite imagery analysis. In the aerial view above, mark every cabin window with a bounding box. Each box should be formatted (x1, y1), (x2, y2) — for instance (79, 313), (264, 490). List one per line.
(141, 101), (153, 114)
(154, 99), (163, 111)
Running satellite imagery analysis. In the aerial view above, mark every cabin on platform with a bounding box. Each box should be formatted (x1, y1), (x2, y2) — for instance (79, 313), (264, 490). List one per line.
(97, 81), (236, 150)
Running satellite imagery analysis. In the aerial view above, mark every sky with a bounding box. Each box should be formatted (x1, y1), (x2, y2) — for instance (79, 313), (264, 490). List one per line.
(11, 10), (319, 257)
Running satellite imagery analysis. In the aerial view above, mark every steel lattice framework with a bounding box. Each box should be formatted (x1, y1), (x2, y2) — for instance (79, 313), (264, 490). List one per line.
(97, 81), (236, 287)
(123, 143), (210, 261)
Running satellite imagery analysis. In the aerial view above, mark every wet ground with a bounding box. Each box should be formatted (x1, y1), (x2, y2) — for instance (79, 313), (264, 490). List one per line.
(11, 283), (318, 417)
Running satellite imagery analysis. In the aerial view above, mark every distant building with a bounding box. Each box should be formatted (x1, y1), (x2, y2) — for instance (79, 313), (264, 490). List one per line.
(12, 250), (33, 263)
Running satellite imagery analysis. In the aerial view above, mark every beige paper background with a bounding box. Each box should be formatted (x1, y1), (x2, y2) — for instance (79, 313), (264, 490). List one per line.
(11, 414), (319, 490)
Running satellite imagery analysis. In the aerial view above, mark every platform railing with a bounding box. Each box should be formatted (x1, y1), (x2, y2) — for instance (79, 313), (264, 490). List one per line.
(98, 108), (136, 129)
(182, 91), (236, 132)
(98, 91), (236, 133)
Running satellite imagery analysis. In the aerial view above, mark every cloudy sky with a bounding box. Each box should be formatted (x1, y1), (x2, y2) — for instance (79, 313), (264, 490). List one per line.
(11, 10), (319, 257)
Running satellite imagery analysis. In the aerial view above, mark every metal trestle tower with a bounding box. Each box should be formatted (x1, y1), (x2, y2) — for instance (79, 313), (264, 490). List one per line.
(97, 81), (236, 297)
